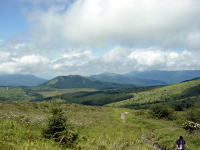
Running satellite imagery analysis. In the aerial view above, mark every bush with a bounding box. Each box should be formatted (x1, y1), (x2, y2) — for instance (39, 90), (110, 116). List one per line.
(183, 121), (200, 132)
(186, 109), (200, 124)
(43, 107), (78, 148)
(150, 104), (174, 120)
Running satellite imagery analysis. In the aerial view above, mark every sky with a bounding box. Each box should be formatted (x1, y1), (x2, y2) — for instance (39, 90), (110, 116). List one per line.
(0, 0), (200, 78)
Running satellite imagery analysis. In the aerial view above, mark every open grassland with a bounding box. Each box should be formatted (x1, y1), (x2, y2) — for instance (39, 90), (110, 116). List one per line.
(0, 102), (200, 150)
(36, 88), (97, 98)
(0, 87), (41, 101)
(46, 87), (155, 106)
(108, 79), (200, 108)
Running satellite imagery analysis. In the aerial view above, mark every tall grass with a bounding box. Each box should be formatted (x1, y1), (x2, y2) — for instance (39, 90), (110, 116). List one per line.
(0, 102), (200, 150)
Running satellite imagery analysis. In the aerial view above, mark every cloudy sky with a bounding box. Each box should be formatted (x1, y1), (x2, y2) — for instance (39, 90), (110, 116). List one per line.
(0, 0), (200, 78)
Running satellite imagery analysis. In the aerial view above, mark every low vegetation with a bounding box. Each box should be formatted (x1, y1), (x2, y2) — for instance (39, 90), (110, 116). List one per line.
(107, 78), (200, 109)
(0, 101), (200, 150)
(0, 87), (42, 101)
(149, 104), (174, 120)
(0, 77), (200, 149)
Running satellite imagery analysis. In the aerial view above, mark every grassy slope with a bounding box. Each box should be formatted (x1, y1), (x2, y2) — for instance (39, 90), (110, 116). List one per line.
(0, 102), (200, 150)
(107, 79), (200, 108)
(36, 88), (97, 98)
(45, 87), (156, 106)
(0, 87), (41, 101)
(41, 75), (135, 90)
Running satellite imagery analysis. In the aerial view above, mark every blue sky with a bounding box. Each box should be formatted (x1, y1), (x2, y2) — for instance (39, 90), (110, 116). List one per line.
(0, 0), (200, 77)
(0, 0), (28, 39)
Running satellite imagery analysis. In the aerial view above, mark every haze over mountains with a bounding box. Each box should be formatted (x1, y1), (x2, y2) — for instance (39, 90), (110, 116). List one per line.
(0, 74), (46, 86)
(40, 75), (135, 89)
(0, 70), (199, 87)
(91, 72), (166, 86)
(126, 70), (200, 84)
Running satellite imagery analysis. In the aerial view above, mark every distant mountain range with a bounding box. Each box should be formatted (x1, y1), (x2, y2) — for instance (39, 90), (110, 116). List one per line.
(126, 70), (200, 84)
(0, 74), (46, 86)
(0, 70), (199, 88)
(91, 72), (166, 86)
(40, 75), (135, 89)
(92, 70), (200, 86)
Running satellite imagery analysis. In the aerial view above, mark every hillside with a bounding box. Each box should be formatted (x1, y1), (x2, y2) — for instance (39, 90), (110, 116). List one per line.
(1, 101), (200, 150)
(108, 78), (200, 109)
(40, 75), (135, 89)
(44, 87), (156, 106)
(0, 74), (46, 86)
(0, 87), (42, 101)
(91, 72), (166, 86)
(126, 70), (200, 84)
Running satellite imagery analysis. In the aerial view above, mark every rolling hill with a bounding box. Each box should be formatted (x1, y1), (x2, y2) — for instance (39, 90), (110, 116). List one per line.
(40, 75), (135, 89)
(0, 87), (42, 101)
(92, 72), (166, 86)
(107, 78), (200, 109)
(45, 87), (156, 106)
(126, 70), (200, 84)
(0, 74), (46, 86)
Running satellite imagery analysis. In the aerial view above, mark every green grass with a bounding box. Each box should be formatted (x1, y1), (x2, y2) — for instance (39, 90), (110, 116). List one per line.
(36, 88), (97, 98)
(0, 87), (41, 101)
(45, 87), (156, 106)
(0, 101), (200, 150)
(54, 90), (133, 106)
(108, 79), (200, 108)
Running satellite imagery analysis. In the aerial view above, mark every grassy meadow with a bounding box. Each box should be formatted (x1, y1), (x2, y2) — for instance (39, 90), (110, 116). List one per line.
(108, 79), (200, 108)
(0, 87), (41, 101)
(35, 88), (97, 98)
(0, 101), (200, 150)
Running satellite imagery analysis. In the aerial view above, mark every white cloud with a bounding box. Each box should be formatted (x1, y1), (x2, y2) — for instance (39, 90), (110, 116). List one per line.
(0, 47), (200, 77)
(1, 0), (200, 77)
(29, 0), (200, 49)
(14, 43), (25, 50)
(0, 53), (51, 75)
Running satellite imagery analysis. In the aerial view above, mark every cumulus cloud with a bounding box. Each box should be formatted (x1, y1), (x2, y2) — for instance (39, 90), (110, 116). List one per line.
(29, 0), (200, 49)
(0, 52), (50, 75)
(1, 0), (200, 77)
(0, 46), (200, 77)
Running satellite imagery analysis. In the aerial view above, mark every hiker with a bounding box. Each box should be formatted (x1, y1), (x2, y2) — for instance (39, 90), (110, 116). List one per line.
(176, 136), (186, 150)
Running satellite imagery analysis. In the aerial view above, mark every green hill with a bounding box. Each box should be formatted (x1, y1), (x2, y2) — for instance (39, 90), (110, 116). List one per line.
(44, 87), (155, 106)
(108, 78), (200, 109)
(40, 75), (135, 89)
(0, 87), (42, 101)
(91, 72), (166, 86)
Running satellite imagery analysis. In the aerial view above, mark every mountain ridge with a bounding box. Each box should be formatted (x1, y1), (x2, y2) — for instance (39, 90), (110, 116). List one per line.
(0, 74), (46, 86)
(40, 75), (136, 89)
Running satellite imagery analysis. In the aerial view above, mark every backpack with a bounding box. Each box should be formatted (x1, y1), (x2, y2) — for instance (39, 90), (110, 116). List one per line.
(177, 139), (185, 149)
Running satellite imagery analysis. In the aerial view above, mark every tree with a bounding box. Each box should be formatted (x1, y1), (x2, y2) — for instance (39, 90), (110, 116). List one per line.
(43, 107), (78, 147)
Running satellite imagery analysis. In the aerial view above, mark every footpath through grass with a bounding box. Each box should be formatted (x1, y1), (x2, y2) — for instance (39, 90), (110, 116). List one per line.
(0, 102), (200, 150)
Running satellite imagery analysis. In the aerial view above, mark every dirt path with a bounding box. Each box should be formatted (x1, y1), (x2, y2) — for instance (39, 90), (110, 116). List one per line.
(120, 112), (129, 122)
(120, 112), (162, 150)
(141, 134), (162, 150)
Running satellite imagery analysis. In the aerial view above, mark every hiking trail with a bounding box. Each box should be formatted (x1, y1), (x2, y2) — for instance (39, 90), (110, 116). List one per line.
(141, 134), (162, 150)
(120, 112), (129, 123)
(120, 112), (162, 150)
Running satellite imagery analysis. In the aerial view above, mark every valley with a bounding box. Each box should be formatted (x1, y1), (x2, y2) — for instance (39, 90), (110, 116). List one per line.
(0, 73), (200, 150)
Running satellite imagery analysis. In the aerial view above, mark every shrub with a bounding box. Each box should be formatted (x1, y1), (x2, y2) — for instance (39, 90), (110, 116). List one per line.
(149, 104), (174, 120)
(183, 121), (200, 132)
(186, 109), (200, 124)
(43, 107), (78, 148)
(173, 104), (184, 111)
